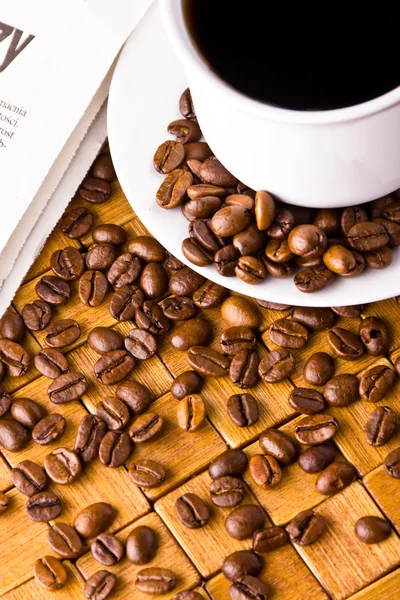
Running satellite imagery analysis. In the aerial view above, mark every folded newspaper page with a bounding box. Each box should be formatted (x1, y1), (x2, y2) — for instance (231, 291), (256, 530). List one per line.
(0, 0), (152, 294)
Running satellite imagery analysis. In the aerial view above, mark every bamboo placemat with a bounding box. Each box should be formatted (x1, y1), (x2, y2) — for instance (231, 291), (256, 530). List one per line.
(1, 157), (400, 600)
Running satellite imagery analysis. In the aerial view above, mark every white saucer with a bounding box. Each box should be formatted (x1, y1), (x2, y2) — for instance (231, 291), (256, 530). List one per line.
(108, 0), (400, 307)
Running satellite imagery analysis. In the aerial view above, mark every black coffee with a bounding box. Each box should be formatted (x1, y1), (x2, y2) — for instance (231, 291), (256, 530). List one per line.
(183, 2), (400, 111)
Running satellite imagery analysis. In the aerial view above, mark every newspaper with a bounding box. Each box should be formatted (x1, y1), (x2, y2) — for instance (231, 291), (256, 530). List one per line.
(0, 0), (152, 312)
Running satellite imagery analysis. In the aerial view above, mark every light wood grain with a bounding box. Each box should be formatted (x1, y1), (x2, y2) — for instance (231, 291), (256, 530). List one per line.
(23, 228), (81, 284)
(0, 453), (12, 492)
(364, 465), (400, 535)
(76, 512), (200, 600)
(346, 568), (400, 600)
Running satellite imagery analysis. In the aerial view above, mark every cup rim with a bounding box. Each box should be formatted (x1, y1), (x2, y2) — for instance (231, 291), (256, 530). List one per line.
(161, 0), (400, 125)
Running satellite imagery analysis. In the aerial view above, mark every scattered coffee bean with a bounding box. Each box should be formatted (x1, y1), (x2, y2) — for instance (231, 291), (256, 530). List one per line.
(289, 388), (326, 415)
(359, 365), (396, 402)
(88, 327), (124, 355)
(0, 311), (25, 341)
(292, 306), (336, 331)
(347, 221), (388, 252)
(287, 509), (326, 545)
(135, 300), (172, 335)
(365, 406), (396, 446)
(175, 493), (210, 528)
(127, 525), (158, 564)
(230, 349), (259, 388)
(331, 305), (364, 318)
(209, 476), (245, 508)
(249, 454), (281, 488)
(323, 374), (359, 407)
(259, 429), (298, 465)
(129, 236), (166, 262)
(36, 276), (71, 306)
(173, 593), (204, 600)
(116, 380), (153, 414)
(32, 414), (66, 445)
(384, 447), (400, 478)
(220, 327), (256, 357)
(187, 346), (230, 377)
(45, 319), (80, 348)
(108, 253), (142, 288)
(171, 371), (203, 400)
(229, 575), (269, 600)
(0, 418), (30, 451)
(0, 340), (29, 376)
(75, 414), (107, 463)
(79, 270), (109, 307)
(44, 447), (82, 485)
(84, 570), (117, 600)
(50, 247), (84, 280)
(11, 397), (45, 429)
(359, 316), (389, 355)
(27, 491), (62, 521)
(221, 296), (260, 329)
(177, 394), (206, 432)
(153, 140), (185, 173)
(208, 449), (248, 480)
(48, 371), (87, 403)
(160, 296), (196, 321)
(95, 396), (129, 430)
(140, 262), (169, 298)
(94, 350), (135, 385)
(0, 390), (10, 417)
(304, 352), (335, 386)
(225, 504), (265, 540)
(295, 414), (339, 445)
(85, 243), (118, 271)
(258, 349), (295, 383)
(170, 317), (213, 351)
(298, 443), (336, 473)
(156, 169), (193, 209)
(74, 502), (116, 539)
(129, 412), (164, 442)
(47, 522), (83, 559)
(34, 348), (69, 379)
(252, 526), (288, 553)
(11, 460), (47, 496)
(136, 567), (176, 594)
(222, 551), (264, 582)
(92, 153), (116, 182)
(109, 285), (145, 321)
(99, 431), (132, 468)
(34, 556), (67, 591)
(316, 461), (355, 495)
(228, 394), (259, 427)
(91, 533), (124, 566)
(354, 516), (392, 544)
(269, 319), (308, 349)
(179, 88), (196, 119)
(128, 459), (166, 488)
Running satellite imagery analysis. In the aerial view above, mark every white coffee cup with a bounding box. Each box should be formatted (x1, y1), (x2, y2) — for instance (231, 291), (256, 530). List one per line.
(160, 0), (400, 208)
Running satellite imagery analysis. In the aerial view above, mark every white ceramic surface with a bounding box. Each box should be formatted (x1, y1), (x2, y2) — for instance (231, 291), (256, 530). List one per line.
(161, 0), (400, 209)
(108, 0), (400, 307)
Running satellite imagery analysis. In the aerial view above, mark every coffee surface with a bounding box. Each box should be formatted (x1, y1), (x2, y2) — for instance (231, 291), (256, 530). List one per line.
(184, 2), (400, 110)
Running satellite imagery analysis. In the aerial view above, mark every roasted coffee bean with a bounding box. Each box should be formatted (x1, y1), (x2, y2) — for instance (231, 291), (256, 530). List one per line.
(126, 525), (158, 564)
(0, 340), (29, 376)
(34, 556), (67, 591)
(91, 534), (124, 566)
(365, 406), (396, 446)
(153, 140), (185, 173)
(187, 183), (227, 200)
(289, 388), (326, 415)
(188, 346), (230, 377)
(180, 88), (196, 118)
(372, 218), (400, 247)
(292, 307), (336, 331)
(228, 394), (259, 427)
(125, 329), (157, 360)
(230, 349), (259, 388)
(50, 247), (84, 280)
(259, 429), (298, 465)
(128, 459), (166, 488)
(0, 363), (4, 384)
(79, 270), (109, 307)
(173, 593), (203, 600)
(258, 350), (295, 383)
(208, 449), (248, 480)
(252, 526), (288, 553)
(347, 221), (388, 251)
(182, 195), (222, 220)
(45, 319), (80, 348)
(200, 156), (238, 187)
(129, 236), (166, 262)
(236, 256), (266, 284)
(262, 257), (295, 278)
(182, 237), (215, 267)
(384, 447), (400, 478)
(11, 397), (45, 429)
(215, 245), (240, 276)
(116, 380), (153, 414)
(364, 245), (393, 269)
(294, 264), (335, 293)
(175, 493), (210, 528)
(233, 224), (267, 256)
(48, 371), (87, 403)
(92, 153), (116, 182)
(265, 238), (294, 263)
(382, 200), (400, 223)
(288, 224), (327, 259)
(323, 244), (356, 274)
(287, 510), (326, 545)
(331, 305), (364, 318)
(160, 296), (196, 321)
(32, 414), (66, 445)
(225, 504), (265, 540)
(0, 390), (10, 417)
(135, 300), (171, 335)
(171, 371), (203, 400)
(177, 394), (206, 432)
(0, 418), (29, 451)
(295, 254), (323, 268)
(298, 443), (336, 473)
(168, 118), (201, 144)
(341, 206), (368, 236)
(316, 461), (355, 495)
(88, 327), (124, 355)
(99, 431), (132, 468)
(94, 350), (135, 385)
(170, 317), (213, 351)
(254, 190), (275, 230)
(129, 412), (163, 442)
(222, 551), (264, 582)
(359, 316), (389, 356)
(79, 177), (111, 204)
(266, 208), (295, 239)
(359, 365), (396, 402)
(211, 206), (252, 237)
(11, 460), (47, 496)
(327, 327), (364, 360)
(27, 491), (62, 521)
(370, 196), (394, 218)
(74, 502), (116, 539)
(209, 476), (245, 508)
(86, 243), (118, 271)
(75, 415), (107, 463)
(0, 310), (24, 341)
(93, 224), (126, 245)
(237, 182), (256, 198)
(47, 522), (83, 559)
(61, 207), (93, 239)
(229, 575), (269, 600)
(84, 570), (117, 600)
(156, 169), (193, 209)
(34, 348), (69, 379)
(109, 285), (145, 320)
(295, 414), (339, 445)
(44, 447), (82, 485)
(323, 374), (359, 407)
(140, 263), (169, 298)
(249, 454), (281, 488)
(189, 218), (223, 252)
(303, 352), (335, 386)
(95, 397), (130, 430)
(107, 253), (142, 288)
(313, 208), (341, 236)
(135, 567), (177, 594)
(355, 516), (392, 544)
(269, 319), (308, 349)
(221, 327), (257, 357)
